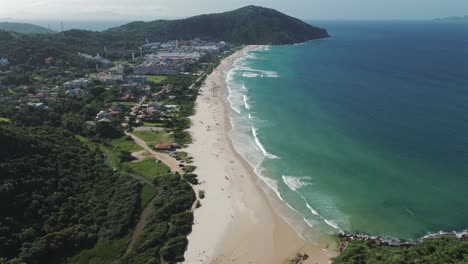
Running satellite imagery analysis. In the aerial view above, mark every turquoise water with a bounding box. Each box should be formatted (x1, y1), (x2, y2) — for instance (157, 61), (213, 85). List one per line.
(226, 21), (468, 240)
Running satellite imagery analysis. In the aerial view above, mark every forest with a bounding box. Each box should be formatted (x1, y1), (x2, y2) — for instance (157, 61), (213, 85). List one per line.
(0, 125), (140, 263)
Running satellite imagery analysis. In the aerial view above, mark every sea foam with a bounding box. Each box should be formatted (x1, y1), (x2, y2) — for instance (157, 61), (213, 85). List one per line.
(243, 95), (251, 110)
(251, 126), (279, 159)
(282, 176), (312, 191)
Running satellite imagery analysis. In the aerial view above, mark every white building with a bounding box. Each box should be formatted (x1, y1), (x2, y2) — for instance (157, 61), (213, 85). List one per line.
(63, 78), (92, 89)
(0, 58), (9, 66)
(65, 88), (86, 96)
(96, 111), (111, 120)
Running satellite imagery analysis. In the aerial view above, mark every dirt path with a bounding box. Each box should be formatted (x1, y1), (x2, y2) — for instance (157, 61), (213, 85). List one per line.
(125, 194), (156, 255)
(126, 132), (183, 174)
(123, 133), (186, 255)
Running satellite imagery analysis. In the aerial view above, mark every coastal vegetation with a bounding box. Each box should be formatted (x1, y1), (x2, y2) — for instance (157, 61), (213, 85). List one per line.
(126, 158), (171, 181)
(334, 236), (468, 264)
(119, 175), (196, 264)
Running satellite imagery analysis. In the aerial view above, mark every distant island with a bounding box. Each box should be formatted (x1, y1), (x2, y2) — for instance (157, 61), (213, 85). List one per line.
(0, 22), (54, 34)
(435, 15), (468, 22)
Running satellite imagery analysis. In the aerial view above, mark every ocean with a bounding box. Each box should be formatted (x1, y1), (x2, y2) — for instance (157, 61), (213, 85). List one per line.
(226, 21), (468, 241)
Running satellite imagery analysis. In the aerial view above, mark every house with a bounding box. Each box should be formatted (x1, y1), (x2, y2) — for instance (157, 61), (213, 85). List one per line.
(148, 102), (166, 111)
(154, 144), (173, 151)
(120, 83), (142, 94)
(96, 111), (111, 120)
(110, 104), (124, 112)
(98, 118), (112, 123)
(109, 110), (121, 116)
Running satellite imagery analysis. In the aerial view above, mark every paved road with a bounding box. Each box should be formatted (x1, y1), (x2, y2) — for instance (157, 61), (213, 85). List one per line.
(189, 73), (206, 90)
(130, 95), (147, 116)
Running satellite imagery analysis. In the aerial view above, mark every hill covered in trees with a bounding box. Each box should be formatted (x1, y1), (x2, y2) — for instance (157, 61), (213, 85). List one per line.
(105, 5), (329, 45)
(0, 22), (54, 34)
(0, 126), (141, 263)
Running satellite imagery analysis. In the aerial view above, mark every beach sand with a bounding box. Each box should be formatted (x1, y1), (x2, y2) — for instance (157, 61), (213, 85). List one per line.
(184, 46), (338, 264)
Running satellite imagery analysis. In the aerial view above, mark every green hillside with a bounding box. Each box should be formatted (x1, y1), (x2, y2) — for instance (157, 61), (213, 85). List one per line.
(105, 5), (329, 45)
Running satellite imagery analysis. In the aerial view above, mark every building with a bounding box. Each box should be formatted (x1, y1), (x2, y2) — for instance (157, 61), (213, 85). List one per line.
(65, 88), (86, 96)
(124, 75), (147, 85)
(154, 144), (173, 151)
(44, 57), (54, 65)
(97, 72), (123, 84)
(96, 111), (111, 120)
(63, 78), (92, 89)
(0, 58), (9, 66)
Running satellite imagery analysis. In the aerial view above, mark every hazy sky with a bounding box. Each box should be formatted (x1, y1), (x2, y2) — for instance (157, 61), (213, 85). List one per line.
(1, 0), (468, 21)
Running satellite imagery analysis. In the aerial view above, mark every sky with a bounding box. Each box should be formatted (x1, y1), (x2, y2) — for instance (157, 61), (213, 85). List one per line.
(1, 0), (468, 21)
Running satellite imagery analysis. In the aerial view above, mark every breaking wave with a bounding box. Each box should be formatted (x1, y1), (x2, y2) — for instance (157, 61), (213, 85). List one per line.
(251, 126), (279, 159)
(282, 176), (312, 191)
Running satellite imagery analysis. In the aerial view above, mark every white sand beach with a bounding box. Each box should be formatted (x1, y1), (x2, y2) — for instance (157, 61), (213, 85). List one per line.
(184, 46), (338, 264)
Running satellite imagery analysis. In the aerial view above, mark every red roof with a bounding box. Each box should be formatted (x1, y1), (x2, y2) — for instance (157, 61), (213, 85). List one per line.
(109, 110), (120, 116)
(154, 144), (172, 150)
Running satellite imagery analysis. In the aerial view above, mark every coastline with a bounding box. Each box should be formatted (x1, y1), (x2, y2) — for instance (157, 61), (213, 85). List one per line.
(184, 46), (338, 264)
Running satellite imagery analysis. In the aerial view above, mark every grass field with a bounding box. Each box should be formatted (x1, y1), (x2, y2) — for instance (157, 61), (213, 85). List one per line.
(132, 131), (173, 144)
(146, 75), (168, 83)
(67, 234), (130, 264)
(0, 117), (11, 123)
(139, 184), (156, 211)
(142, 122), (164, 127)
(110, 137), (143, 153)
(99, 137), (141, 172)
(126, 158), (171, 181)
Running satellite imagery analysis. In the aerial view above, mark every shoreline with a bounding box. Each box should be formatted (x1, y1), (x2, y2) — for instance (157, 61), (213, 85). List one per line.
(184, 46), (337, 264)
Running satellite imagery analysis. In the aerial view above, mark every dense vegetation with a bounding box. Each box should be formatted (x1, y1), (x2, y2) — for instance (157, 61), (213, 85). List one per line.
(106, 5), (329, 45)
(0, 22), (54, 34)
(119, 174), (196, 264)
(0, 126), (140, 264)
(334, 237), (468, 264)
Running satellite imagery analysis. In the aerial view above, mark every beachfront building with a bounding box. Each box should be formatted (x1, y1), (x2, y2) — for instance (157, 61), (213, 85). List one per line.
(63, 78), (92, 89)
